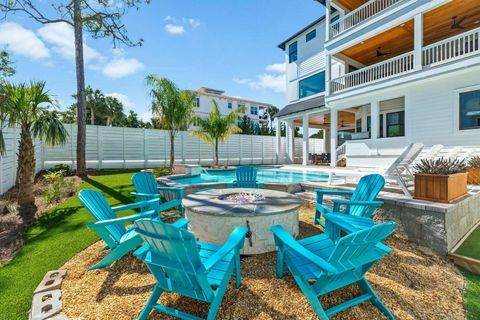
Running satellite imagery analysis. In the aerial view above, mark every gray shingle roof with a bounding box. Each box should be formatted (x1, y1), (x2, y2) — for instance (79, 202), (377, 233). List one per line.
(275, 95), (325, 118)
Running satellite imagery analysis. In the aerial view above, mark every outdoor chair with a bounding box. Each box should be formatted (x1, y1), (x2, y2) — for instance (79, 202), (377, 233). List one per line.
(271, 217), (396, 320)
(79, 189), (189, 270)
(134, 218), (248, 320)
(229, 166), (263, 188)
(314, 174), (385, 227)
(131, 171), (184, 221)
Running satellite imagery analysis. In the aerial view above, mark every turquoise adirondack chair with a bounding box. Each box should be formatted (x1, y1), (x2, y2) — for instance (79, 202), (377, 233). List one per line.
(131, 171), (184, 221)
(314, 174), (385, 227)
(271, 217), (396, 320)
(79, 189), (189, 270)
(134, 218), (248, 320)
(230, 166), (263, 188)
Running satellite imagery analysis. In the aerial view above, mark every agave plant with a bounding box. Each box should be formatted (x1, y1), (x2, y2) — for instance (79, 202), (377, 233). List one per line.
(468, 156), (480, 168)
(414, 158), (467, 175)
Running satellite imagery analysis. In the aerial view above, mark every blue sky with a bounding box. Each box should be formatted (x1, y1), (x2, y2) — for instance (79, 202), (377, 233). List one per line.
(1, 0), (324, 121)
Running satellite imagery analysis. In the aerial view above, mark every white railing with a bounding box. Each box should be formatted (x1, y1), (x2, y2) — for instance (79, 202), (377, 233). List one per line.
(336, 143), (347, 162)
(330, 0), (403, 38)
(423, 27), (480, 66)
(330, 51), (414, 94)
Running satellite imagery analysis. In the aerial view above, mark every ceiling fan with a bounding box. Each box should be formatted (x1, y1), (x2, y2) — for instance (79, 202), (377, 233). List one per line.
(376, 47), (391, 57)
(451, 16), (467, 29)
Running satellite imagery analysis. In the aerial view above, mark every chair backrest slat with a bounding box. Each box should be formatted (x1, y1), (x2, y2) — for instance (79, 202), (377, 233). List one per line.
(79, 190), (126, 242)
(132, 172), (159, 196)
(236, 166), (257, 188)
(134, 219), (213, 300)
(349, 174), (385, 217)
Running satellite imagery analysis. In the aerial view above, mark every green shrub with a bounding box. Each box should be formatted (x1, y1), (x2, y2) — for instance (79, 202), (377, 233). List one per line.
(43, 171), (76, 203)
(152, 166), (171, 177)
(468, 156), (480, 168)
(414, 157), (467, 175)
(46, 164), (71, 176)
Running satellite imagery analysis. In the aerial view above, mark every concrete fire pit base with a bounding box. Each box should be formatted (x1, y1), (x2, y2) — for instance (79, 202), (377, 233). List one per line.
(183, 188), (303, 255)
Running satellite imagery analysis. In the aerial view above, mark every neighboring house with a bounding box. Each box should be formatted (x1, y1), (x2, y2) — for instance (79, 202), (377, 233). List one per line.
(192, 87), (270, 129)
(275, 0), (480, 168)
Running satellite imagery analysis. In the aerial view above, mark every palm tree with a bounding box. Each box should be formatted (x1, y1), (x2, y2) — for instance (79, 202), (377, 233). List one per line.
(267, 105), (279, 131)
(192, 100), (244, 167)
(146, 75), (197, 172)
(0, 81), (68, 206)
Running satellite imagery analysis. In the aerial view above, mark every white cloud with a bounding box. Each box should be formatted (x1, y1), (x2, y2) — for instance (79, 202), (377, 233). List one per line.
(138, 111), (153, 122)
(265, 63), (286, 74)
(188, 18), (201, 28)
(106, 92), (135, 108)
(37, 22), (103, 62)
(0, 22), (49, 60)
(102, 57), (144, 78)
(233, 62), (286, 93)
(164, 24), (186, 35)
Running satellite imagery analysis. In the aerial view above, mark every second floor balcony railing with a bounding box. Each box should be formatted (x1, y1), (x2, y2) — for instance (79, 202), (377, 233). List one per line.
(330, 51), (414, 94)
(330, 0), (403, 39)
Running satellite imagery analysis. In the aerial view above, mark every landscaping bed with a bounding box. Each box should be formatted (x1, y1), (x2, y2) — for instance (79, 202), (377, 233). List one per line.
(61, 207), (466, 320)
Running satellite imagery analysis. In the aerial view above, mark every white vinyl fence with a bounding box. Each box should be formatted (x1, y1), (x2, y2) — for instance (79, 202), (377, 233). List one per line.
(0, 124), (324, 195)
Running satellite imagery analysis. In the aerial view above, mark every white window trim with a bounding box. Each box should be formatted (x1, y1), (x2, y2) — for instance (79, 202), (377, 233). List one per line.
(453, 84), (480, 135)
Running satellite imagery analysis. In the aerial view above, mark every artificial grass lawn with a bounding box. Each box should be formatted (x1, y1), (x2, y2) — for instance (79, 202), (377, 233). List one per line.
(456, 224), (480, 260)
(463, 268), (480, 320)
(0, 169), (139, 319)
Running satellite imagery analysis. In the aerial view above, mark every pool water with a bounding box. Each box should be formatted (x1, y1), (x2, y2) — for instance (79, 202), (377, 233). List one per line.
(171, 167), (331, 184)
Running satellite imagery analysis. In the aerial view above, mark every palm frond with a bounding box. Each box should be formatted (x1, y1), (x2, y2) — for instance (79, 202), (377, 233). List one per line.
(32, 110), (69, 146)
(219, 125), (242, 142)
(191, 130), (213, 145)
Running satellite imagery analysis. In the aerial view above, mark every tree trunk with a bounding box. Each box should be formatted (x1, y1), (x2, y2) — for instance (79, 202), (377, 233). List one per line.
(73, 0), (87, 177)
(17, 125), (35, 206)
(214, 138), (219, 166)
(90, 107), (94, 125)
(169, 133), (175, 172)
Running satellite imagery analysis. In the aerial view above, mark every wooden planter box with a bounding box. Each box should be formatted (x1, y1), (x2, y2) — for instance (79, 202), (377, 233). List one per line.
(414, 172), (468, 203)
(466, 167), (480, 185)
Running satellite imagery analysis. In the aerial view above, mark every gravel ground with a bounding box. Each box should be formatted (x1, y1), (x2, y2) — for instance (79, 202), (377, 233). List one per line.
(62, 207), (465, 320)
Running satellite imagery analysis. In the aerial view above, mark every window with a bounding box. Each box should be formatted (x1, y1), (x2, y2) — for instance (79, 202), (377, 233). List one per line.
(289, 41), (297, 63)
(386, 111), (405, 137)
(306, 29), (316, 42)
(356, 119), (361, 133)
(228, 101), (232, 109)
(196, 97), (200, 108)
(379, 114), (384, 138)
(299, 72), (325, 99)
(238, 103), (245, 113)
(250, 106), (258, 115)
(459, 89), (480, 130)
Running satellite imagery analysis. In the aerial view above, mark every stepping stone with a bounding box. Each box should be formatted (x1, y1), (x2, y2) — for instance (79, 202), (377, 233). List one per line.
(30, 289), (62, 320)
(34, 270), (66, 294)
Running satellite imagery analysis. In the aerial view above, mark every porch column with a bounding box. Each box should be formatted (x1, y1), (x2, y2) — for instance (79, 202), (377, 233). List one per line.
(361, 105), (368, 132)
(414, 13), (423, 70)
(302, 113), (309, 166)
(325, 54), (332, 96)
(286, 119), (294, 164)
(330, 110), (337, 167)
(324, 128), (331, 154)
(325, 0), (331, 42)
(275, 118), (282, 164)
(370, 99), (379, 139)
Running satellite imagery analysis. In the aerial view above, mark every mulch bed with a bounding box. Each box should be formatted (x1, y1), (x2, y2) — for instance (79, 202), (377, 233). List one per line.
(62, 207), (465, 319)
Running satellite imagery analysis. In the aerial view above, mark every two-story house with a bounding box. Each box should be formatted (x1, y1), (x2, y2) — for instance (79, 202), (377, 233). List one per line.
(275, 0), (480, 168)
(193, 87), (270, 130)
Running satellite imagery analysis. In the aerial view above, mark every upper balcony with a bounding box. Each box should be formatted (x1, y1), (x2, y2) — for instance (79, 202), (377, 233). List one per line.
(327, 0), (480, 97)
(329, 0), (405, 39)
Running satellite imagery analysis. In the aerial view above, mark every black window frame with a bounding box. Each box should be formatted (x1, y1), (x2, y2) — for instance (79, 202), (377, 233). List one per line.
(306, 29), (316, 42)
(288, 41), (298, 63)
(386, 111), (405, 138)
(459, 89), (480, 131)
(298, 71), (326, 99)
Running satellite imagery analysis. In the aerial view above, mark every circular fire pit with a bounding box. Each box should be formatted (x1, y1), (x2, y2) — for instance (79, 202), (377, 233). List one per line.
(182, 188), (303, 254)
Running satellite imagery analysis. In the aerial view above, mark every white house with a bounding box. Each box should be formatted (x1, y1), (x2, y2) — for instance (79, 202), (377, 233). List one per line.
(193, 87), (270, 129)
(275, 0), (480, 167)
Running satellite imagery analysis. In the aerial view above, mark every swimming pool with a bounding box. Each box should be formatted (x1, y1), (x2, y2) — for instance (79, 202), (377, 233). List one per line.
(170, 167), (332, 184)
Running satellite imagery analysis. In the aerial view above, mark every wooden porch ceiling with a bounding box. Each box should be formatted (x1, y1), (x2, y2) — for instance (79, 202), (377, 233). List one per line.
(333, 0), (368, 12)
(338, 0), (480, 66)
(293, 111), (356, 128)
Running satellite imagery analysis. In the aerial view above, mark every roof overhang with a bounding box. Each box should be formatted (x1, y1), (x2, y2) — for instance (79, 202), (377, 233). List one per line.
(275, 95), (326, 118)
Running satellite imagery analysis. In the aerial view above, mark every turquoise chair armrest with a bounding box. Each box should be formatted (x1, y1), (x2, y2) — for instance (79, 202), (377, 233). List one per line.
(156, 199), (182, 212)
(315, 189), (355, 196)
(112, 198), (159, 212)
(130, 192), (160, 199)
(171, 218), (190, 229)
(88, 210), (156, 228)
(271, 225), (337, 274)
(332, 199), (384, 213)
(203, 226), (248, 271)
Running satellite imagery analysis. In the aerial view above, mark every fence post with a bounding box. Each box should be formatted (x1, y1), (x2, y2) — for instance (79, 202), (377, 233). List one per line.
(144, 129), (148, 168)
(122, 127), (126, 168)
(97, 126), (102, 169)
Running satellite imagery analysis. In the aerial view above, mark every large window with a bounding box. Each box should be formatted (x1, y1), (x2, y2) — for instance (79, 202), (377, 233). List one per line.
(386, 111), (405, 137)
(299, 72), (325, 99)
(459, 89), (480, 130)
(306, 29), (316, 42)
(228, 101), (232, 109)
(289, 41), (297, 63)
(250, 106), (258, 115)
(238, 103), (245, 113)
